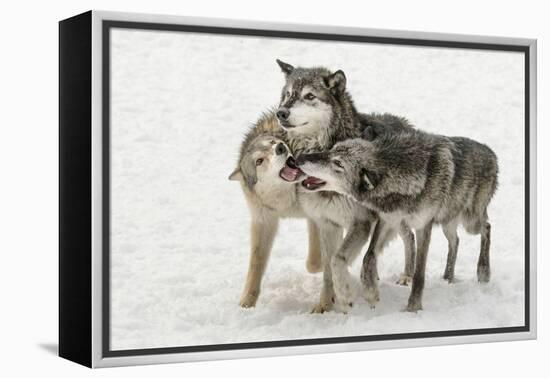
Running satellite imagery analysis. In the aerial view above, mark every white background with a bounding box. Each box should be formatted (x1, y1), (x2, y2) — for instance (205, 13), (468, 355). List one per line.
(0, 0), (547, 377)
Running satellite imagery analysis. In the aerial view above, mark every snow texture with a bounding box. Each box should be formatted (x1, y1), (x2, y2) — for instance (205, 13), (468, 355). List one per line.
(110, 29), (525, 350)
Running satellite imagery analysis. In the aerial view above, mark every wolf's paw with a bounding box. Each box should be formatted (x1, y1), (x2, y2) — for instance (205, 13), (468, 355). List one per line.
(477, 265), (491, 283)
(406, 298), (422, 312)
(239, 294), (258, 308)
(310, 301), (333, 314)
(396, 274), (412, 286)
(306, 258), (323, 274)
(362, 286), (380, 308)
(443, 270), (455, 283)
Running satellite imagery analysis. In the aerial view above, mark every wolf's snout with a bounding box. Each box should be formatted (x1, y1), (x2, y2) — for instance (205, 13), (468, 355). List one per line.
(275, 143), (287, 156)
(276, 108), (290, 121)
(296, 153), (326, 166)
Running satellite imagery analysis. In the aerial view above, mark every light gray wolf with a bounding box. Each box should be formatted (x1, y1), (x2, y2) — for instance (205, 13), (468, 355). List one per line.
(228, 111), (322, 308)
(274, 59), (416, 312)
(295, 125), (499, 312)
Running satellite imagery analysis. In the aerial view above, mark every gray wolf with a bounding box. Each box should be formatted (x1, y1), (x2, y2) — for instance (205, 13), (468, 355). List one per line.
(228, 111), (322, 308)
(275, 59), (416, 312)
(295, 125), (499, 312)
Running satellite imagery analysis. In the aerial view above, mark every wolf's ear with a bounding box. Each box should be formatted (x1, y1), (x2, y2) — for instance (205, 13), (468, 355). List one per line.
(363, 124), (385, 141)
(325, 70), (346, 96)
(228, 167), (243, 181)
(240, 158), (258, 191)
(276, 59), (294, 76)
(359, 168), (379, 192)
(363, 126), (377, 141)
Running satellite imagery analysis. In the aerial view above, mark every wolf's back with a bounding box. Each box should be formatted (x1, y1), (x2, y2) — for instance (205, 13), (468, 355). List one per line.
(359, 112), (414, 133)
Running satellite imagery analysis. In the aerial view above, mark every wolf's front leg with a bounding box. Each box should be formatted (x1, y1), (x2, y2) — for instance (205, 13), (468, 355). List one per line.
(442, 220), (459, 282)
(306, 219), (322, 273)
(361, 220), (393, 307)
(361, 252), (379, 308)
(406, 221), (433, 312)
(397, 222), (416, 286)
(311, 222), (343, 313)
(331, 220), (372, 309)
(239, 216), (278, 308)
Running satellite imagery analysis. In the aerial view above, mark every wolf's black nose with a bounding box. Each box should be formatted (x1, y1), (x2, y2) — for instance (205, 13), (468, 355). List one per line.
(275, 143), (287, 155)
(276, 108), (290, 121)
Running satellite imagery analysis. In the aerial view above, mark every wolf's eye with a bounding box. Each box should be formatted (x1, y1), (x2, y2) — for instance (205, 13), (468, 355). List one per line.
(285, 91), (291, 98)
(304, 93), (316, 100)
(256, 158), (264, 166)
(332, 160), (344, 169)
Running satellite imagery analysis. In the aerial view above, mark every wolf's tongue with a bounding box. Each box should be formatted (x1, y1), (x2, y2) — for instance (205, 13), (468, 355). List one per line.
(280, 165), (302, 182)
(302, 176), (326, 190)
(303, 177), (325, 186)
(280, 157), (304, 182)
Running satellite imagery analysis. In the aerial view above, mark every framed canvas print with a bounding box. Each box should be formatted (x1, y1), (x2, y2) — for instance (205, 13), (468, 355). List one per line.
(59, 10), (537, 368)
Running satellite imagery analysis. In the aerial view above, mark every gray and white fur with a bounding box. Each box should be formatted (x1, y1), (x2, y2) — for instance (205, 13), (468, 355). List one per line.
(296, 126), (499, 312)
(229, 111), (323, 308)
(275, 60), (417, 312)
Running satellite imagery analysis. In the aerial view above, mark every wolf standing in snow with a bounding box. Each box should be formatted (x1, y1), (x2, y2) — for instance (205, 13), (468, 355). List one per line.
(228, 112), (323, 308)
(274, 60), (416, 312)
(295, 126), (499, 312)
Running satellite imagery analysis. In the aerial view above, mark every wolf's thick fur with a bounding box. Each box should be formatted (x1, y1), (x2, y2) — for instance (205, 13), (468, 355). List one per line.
(275, 60), (416, 312)
(229, 109), (413, 309)
(296, 126), (499, 312)
(229, 112), (322, 308)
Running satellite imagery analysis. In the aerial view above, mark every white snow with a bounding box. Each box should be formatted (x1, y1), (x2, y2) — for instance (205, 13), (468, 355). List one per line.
(109, 29), (525, 350)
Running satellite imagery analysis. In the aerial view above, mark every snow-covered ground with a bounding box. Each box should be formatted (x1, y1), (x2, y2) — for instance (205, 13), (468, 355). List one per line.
(109, 29), (525, 350)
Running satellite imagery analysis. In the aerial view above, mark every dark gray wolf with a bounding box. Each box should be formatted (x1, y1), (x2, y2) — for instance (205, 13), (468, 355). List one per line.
(275, 60), (416, 312)
(229, 111), (322, 308)
(295, 125), (499, 311)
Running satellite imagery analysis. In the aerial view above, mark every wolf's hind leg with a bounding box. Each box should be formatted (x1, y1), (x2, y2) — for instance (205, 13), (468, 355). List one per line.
(442, 221), (459, 282)
(306, 219), (322, 273)
(239, 216), (278, 308)
(397, 222), (416, 286)
(477, 221), (491, 283)
(331, 220), (372, 308)
(311, 222), (343, 313)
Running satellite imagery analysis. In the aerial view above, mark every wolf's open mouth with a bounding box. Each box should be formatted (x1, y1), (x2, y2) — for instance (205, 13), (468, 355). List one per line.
(301, 176), (326, 190)
(279, 156), (304, 182)
(279, 121), (308, 129)
(280, 123), (294, 129)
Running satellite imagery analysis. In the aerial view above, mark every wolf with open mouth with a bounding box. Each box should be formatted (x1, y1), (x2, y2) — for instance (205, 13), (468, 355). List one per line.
(229, 111), (323, 308)
(274, 60), (417, 312)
